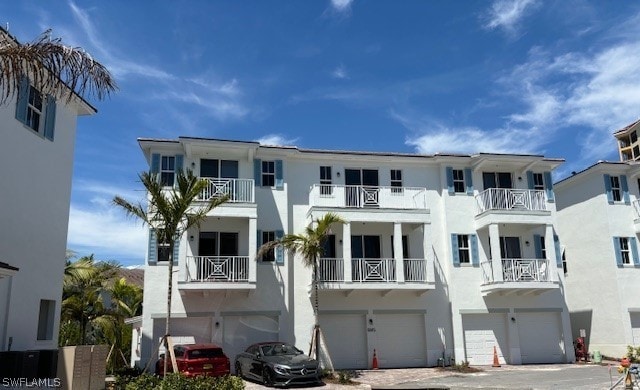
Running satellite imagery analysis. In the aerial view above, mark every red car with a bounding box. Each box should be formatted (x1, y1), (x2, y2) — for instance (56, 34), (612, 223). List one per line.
(156, 343), (230, 378)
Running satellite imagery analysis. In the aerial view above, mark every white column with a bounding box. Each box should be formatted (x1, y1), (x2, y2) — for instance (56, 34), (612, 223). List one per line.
(393, 222), (404, 283)
(489, 223), (503, 282)
(343, 222), (352, 282)
(545, 224), (558, 282)
(424, 223), (435, 283)
(248, 217), (257, 283)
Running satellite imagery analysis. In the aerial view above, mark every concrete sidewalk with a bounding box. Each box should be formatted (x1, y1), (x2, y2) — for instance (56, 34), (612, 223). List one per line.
(243, 363), (621, 390)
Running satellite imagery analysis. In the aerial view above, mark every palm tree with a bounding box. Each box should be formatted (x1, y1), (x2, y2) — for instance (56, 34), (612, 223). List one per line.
(258, 212), (345, 363)
(0, 28), (117, 104)
(113, 169), (227, 374)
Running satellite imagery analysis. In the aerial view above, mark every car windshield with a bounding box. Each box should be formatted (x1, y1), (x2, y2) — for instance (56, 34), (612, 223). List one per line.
(261, 343), (302, 356)
(187, 348), (224, 359)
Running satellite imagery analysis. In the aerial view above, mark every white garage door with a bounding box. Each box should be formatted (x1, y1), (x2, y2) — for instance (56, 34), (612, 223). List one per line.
(155, 317), (213, 348)
(319, 314), (368, 369)
(463, 314), (509, 365)
(374, 313), (427, 368)
(517, 312), (564, 364)
(223, 314), (279, 366)
(631, 314), (640, 346)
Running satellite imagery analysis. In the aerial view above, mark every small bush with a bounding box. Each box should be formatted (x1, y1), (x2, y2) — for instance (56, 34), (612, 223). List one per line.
(116, 373), (243, 390)
(337, 370), (356, 384)
(627, 346), (640, 363)
(440, 361), (482, 374)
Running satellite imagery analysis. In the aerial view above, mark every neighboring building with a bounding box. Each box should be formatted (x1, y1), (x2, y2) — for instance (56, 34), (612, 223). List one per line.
(614, 119), (640, 162)
(136, 136), (575, 369)
(0, 28), (97, 351)
(555, 161), (640, 358)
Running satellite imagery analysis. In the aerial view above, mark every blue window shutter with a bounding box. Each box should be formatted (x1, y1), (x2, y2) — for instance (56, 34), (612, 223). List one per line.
(621, 175), (630, 205)
(553, 234), (562, 267)
(631, 237), (640, 267)
(148, 229), (157, 264)
(470, 234), (479, 266)
(526, 171), (534, 190)
(544, 172), (554, 202)
(613, 237), (623, 267)
(275, 160), (284, 190)
(533, 234), (542, 258)
(604, 174), (613, 204)
(15, 76), (29, 124)
(465, 168), (473, 195)
(173, 236), (180, 265)
(254, 159), (262, 186)
(451, 234), (460, 266)
(175, 154), (184, 173)
(151, 154), (160, 174)
(43, 95), (56, 141)
(275, 230), (284, 264)
(446, 167), (454, 194)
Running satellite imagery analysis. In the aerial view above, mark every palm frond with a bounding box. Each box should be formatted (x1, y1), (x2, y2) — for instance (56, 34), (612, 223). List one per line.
(0, 29), (117, 104)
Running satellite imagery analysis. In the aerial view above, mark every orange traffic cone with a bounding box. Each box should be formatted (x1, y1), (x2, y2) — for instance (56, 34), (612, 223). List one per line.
(372, 349), (379, 369)
(492, 346), (501, 367)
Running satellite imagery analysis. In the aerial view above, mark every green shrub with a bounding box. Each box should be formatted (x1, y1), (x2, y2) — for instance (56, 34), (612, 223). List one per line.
(337, 370), (356, 384)
(117, 373), (244, 390)
(627, 345), (640, 363)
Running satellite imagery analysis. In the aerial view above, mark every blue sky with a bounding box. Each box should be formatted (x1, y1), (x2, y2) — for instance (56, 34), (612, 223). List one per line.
(3, 0), (640, 266)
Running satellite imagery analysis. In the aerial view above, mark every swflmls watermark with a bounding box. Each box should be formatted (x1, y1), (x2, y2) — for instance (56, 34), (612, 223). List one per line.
(1, 378), (61, 388)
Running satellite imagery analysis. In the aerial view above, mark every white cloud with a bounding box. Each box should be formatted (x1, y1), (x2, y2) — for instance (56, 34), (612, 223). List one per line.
(330, 0), (353, 13)
(332, 64), (349, 80)
(483, 0), (539, 33)
(256, 134), (299, 147)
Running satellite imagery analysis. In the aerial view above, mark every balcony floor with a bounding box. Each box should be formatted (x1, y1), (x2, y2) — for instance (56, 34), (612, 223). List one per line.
(177, 280), (256, 293)
(480, 281), (559, 297)
(317, 281), (435, 296)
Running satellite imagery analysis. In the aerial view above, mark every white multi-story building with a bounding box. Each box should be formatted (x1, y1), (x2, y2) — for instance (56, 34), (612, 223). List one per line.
(555, 161), (640, 358)
(0, 28), (97, 351)
(137, 136), (575, 370)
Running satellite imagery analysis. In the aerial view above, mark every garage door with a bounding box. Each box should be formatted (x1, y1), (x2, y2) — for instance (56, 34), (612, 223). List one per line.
(517, 312), (564, 364)
(374, 313), (427, 368)
(631, 314), (640, 346)
(223, 314), (279, 366)
(463, 314), (509, 365)
(319, 313), (368, 369)
(155, 317), (213, 347)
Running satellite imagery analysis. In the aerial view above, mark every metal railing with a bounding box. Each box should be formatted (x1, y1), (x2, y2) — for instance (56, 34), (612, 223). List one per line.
(309, 184), (427, 209)
(317, 258), (344, 282)
(316, 258), (428, 283)
(352, 258), (396, 282)
(196, 178), (254, 203)
(480, 261), (494, 284)
(475, 188), (547, 214)
(501, 258), (550, 282)
(633, 199), (640, 219)
(403, 259), (427, 282)
(186, 256), (249, 282)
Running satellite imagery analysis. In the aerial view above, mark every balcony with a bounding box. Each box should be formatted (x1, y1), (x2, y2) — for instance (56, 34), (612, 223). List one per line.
(474, 189), (551, 228)
(480, 258), (559, 296)
(316, 258), (435, 294)
(178, 256), (255, 291)
(196, 178), (254, 203)
(309, 184), (427, 210)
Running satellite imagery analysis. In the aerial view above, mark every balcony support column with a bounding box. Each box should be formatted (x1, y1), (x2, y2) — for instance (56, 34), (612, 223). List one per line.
(343, 222), (352, 282)
(489, 223), (503, 283)
(394, 222), (404, 283)
(544, 224), (558, 282)
(248, 217), (257, 283)
(424, 223), (435, 284)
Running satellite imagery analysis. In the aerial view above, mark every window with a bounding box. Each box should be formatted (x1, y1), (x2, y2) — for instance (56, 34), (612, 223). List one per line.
(632, 131), (638, 143)
(200, 159), (239, 178)
(453, 169), (465, 193)
(483, 172), (513, 190)
(37, 299), (55, 340)
(26, 85), (43, 132)
(538, 235), (546, 258)
(634, 146), (640, 160)
(391, 170), (403, 193)
(611, 176), (622, 202)
(457, 234), (470, 264)
(320, 166), (332, 195)
(161, 156), (176, 187)
(533, 173), (544, 191)
(262, 161), (275, 187)
(157, 234), (171, 262)
(262, 231), (276, 262)
(619, 237), (631, 265)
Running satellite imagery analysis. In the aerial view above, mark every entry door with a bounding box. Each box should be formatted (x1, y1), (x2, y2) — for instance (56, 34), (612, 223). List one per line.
(500, 237), (521, 259)
(200, 159), (239, 179)
(351, 235), (381, 259)
(345, 169), (379, 207)
(500, 236), (522, 281)
(197, 232), (239, 280)
(483, 172), (513, 190)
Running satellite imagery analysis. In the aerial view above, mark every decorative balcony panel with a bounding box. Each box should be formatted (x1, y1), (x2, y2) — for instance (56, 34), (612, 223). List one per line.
(178, 256), (255, 291)
(352, 258), (396, 282)
(196, 178), (254, 203)
(480, 258), (559, 296)
(476, 188), (547, 214)
(309, 184), (427, 210)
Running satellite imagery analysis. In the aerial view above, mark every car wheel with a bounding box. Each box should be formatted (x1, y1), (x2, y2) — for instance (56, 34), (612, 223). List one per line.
(235, 362), (243, 379)
(262, 366), (274, 386)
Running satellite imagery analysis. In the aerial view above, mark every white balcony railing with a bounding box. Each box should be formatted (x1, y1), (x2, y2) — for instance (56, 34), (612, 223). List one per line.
(318, 258), (344, 282)
(403, 259), (427, 282)
(317, 258), (429, 284)
(475, 188), (547, 214)
(186, 256), (249, 282)
(633, 199), (640, 219)
(352, 258), (396, 282)
(309, 184), (427, 209)
(197, 178), (254, 203)
(481, 258), (550, 284)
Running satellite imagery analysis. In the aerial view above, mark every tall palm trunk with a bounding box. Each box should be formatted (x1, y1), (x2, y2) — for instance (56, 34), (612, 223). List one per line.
(163, 243), (175, 376)
(312, 256), (320, 361)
